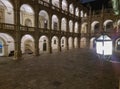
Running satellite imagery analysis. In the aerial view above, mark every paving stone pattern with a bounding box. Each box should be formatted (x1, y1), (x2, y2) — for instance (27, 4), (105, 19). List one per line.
(0, 48), (118, 89)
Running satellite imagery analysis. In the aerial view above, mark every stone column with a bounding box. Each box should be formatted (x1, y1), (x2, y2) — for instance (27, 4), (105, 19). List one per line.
(34, 5), (40, 56)
(78, 21), (81, 48)
(48, 37), (52, 53)
(13, 0), (22, 60)
(58, 37), (61, 52)
(72, 38), (74, 49)
(66, 37), (69, 50)
(59, 17), (61, 31)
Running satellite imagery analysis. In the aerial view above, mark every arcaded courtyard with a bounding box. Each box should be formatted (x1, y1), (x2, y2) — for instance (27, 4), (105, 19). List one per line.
(0, 48), (119, 89)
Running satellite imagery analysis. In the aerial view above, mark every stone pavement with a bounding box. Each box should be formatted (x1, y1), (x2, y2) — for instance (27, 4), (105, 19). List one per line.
(0, 48), (119, 89)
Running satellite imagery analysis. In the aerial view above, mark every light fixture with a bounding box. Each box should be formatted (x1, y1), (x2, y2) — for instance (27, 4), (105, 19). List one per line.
(96, 33), (112, 60)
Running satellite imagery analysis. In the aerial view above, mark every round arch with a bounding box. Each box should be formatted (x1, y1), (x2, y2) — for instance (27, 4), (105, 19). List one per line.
(81, 22), (88, 34)
(91, 21), (100, 34)
(0, 33), (15, 56)
(62, 0), (67, 11)
(52, 0), (60, 8)
(74, 37), (78, 48)
(69, 4), (74, 14)
(39, 35), (49, 53)
(115, 38), (120, 52)
(0, 0), (14, 24)
(68, 37), (73, 49)
(21, 34), (35, 54)
(52, 15), (59, 30)
(51, 36), (59, 52)
(61, 18), (67, 31)
(20, 4), (34, 27)
(69, 20), (73, 32)
(104, 20), (113, 33)
(39, 10), (49, 29)
(61, 36), (67, 51)
(74, 22), (79, 33)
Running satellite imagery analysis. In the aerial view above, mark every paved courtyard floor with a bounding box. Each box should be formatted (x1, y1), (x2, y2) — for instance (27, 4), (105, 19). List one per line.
(0, 48), (119, 89)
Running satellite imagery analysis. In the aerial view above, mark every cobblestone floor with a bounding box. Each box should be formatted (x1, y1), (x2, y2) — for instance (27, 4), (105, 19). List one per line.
(0, 48), (119, 89)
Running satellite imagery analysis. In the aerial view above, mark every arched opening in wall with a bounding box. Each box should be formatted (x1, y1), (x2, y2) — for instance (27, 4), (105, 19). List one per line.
(52, 0), (59, 8)
(52, 15), (59, 30)
(21, 34), (35, 55)
(25, 19), (32, 27)
(61, 36), (67, 51)
(39, 35), (49, 53)
(0, 0), (14, 23)
(74, 22), (78, 33)
(51, 36), (59, 52)
(69, 20), (73, 32)
(84, 13), (87, 17)
(90, 37), (96, 49)
(69, 4), (74, 14)
(81, 23), (87, 35)
(80, 10), (83, 17)
(75, 7), (79, 16)
(115, 38), (120, 52)
(68, 37), (73, 49)
(62, 0), (67, 11)
(0, 33), (14, 57)
(20, 4), (34, 27)
(80, 37), (87, 48)
(39, 10), (49, 29)
(61, 18), (67, 31)
(74, 37), (78, 48)
(91, 21), (100, 34)
(104, 20), (113, 33)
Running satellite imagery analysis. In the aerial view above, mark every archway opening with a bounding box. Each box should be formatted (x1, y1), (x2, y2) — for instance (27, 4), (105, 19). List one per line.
(21, 34), (35, 54)
(0, 33), (14, 56)
(90, 37), (96, 49)
(74, 37), (78, 48)
(68, 37), (73, 49)
(51, 36), (59, 52)
(39, 35), (49, 53)
(61, 36), (67, 51)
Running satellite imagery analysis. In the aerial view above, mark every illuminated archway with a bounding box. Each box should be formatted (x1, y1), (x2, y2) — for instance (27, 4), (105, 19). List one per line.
(61, 36), (67, 51)
(39, 35), (49, 53)
(0, 33), (14, 56)
(20, 4), (34, 27)
(39, 10), (49, 29)
(68, 37), (73, 49)
(90, 37), (96, 49)
(51, 36), (59, 52)
(52, 15), (59, 30)
(21, 34), (35, 54)
(0, 0), (14, 23)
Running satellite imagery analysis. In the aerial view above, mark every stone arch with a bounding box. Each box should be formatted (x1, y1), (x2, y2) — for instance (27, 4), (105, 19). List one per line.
(75, 7), (79, 16)
(104, 20), (113, 33)
(52, 14), (59, 30)
(0, 0), (14, 23)
(115, 38), (120, 52)
(0, 33), (15, 56)
(69, 20), (73, 32)
(68, 37), (73, 49)
(39, 10), (49, 29)
(61, 17), (67, 31)
(20, 4), (34, 27)
(81, 22), (88, 34)
(51, 36), (59, 52)
(91, 21), (100, 34)
(69, 4), (74, 14)
(74, 37), (78, 48)
(90, 37), (96, 49)
(80, 37), (87, 48)
(52, 0), (60, 8)
(62, 0), (67, 11)
(74, 22), (78, 33)
(21, 34), (35, 54)
(39, 35), (49, 53)
(80, 10), (83, 17)
(61, 36), (67, 51)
